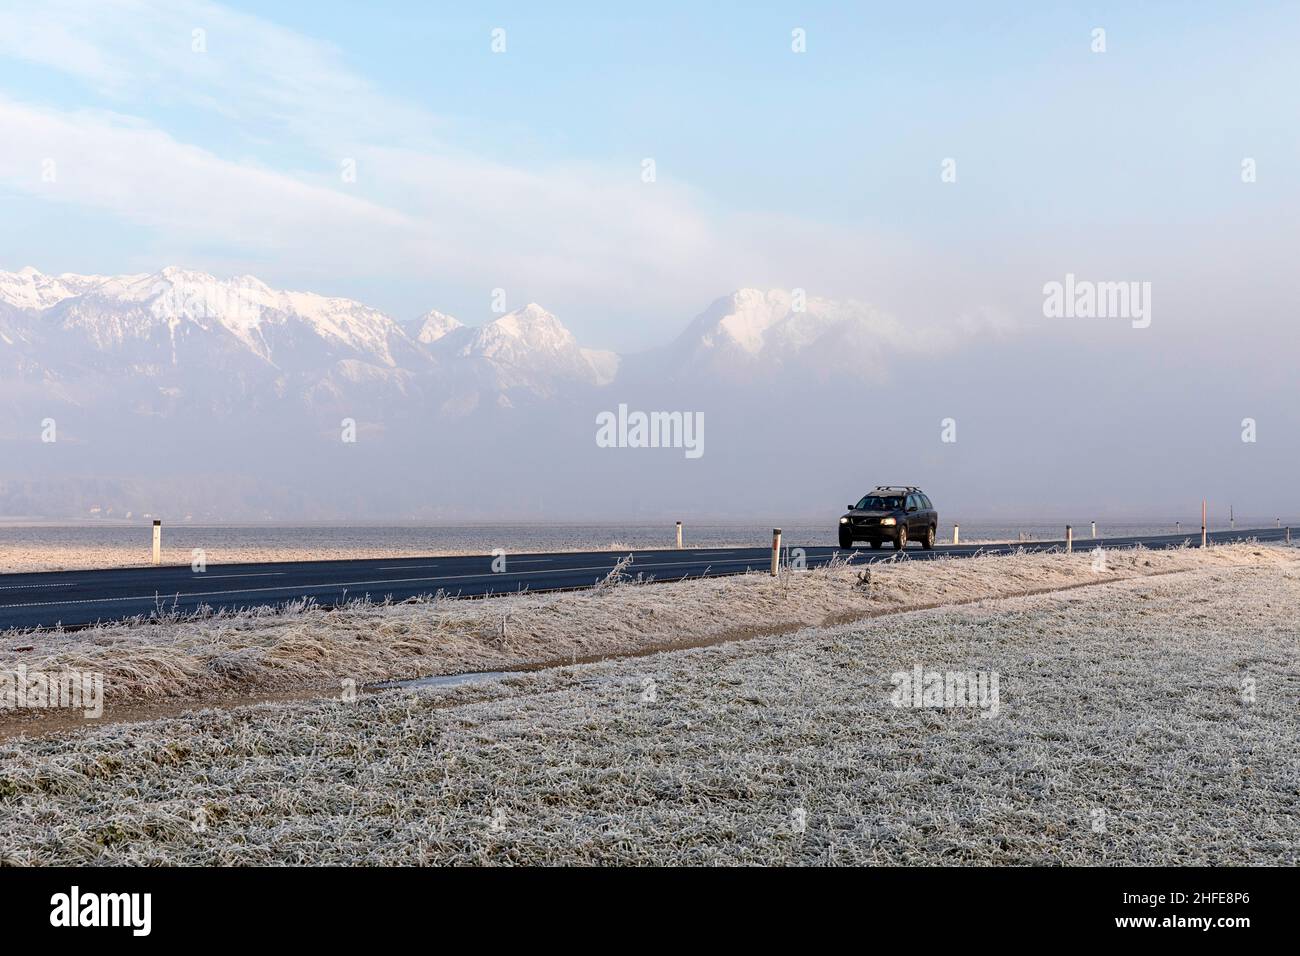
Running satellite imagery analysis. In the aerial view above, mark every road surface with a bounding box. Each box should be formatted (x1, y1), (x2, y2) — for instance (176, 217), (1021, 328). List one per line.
(0, 526), (1289, 631)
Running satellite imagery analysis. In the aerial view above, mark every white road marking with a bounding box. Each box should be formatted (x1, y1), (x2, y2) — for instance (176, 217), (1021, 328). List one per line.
(196, 572), (287, 579)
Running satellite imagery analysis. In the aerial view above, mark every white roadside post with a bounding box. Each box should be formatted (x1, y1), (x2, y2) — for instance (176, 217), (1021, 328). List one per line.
(953, 524), (959, 545)
(1201, 500), (1208, 548)
(676, 521), (683, 549)
(1066, 525), (1073, 553)
(1230, 505), (1234, 531)
(152, 519), (162, 566)
(1091, 521), (1096, 539)
(771, 528), (781, 576)
(1176, 521), (1181, 534)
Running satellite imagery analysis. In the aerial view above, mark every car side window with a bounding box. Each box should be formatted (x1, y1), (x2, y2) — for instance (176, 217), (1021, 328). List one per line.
(905, 494), (916, 511)
(921, 494), (932, 510)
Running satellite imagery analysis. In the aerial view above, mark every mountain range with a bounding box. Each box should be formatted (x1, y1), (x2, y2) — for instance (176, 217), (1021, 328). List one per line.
(0, 265), (1283, 523)
(0, 267), (1001, 427)
(0, 266), (1027, 519)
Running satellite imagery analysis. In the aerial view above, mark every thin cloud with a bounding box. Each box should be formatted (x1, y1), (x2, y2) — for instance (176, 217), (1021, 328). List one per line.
(0, 0), (1009, 349)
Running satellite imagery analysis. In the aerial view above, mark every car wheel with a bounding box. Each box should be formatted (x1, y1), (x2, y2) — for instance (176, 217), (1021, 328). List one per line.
(894, 526), (908, 549)
(838, 529), (853, 549)
(922, 525), (935, 550)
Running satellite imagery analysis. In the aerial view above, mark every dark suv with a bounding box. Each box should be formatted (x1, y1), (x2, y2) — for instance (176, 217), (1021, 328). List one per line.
(839, 486), (938, 550)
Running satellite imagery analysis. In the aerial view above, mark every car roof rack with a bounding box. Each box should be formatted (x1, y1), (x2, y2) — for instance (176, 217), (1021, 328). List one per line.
(872, 485), (921, 494)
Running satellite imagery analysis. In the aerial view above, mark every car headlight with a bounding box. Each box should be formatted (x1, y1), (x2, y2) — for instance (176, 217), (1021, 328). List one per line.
(839, 517), (849, 524)
(880, 517), (896, 526)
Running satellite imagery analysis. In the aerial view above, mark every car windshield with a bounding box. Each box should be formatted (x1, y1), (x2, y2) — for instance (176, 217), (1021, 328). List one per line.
(855, 495), (902, 511)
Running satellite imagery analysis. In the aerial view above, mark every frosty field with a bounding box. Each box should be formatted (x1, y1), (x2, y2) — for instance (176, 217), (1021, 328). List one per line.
(0, 544), (1296, 865)
(3, 543), (1287, 721)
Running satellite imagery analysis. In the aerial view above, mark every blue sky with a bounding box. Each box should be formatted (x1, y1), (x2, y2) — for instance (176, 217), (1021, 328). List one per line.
(1, 0), (1297, 349)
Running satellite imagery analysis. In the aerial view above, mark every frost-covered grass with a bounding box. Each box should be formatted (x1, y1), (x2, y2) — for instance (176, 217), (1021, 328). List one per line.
(0, 545), (1296, 865)
(3, 544), (1290, 712)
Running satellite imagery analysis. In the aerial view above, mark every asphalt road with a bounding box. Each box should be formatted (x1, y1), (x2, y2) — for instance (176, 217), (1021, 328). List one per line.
(0, 526), (1290, 632)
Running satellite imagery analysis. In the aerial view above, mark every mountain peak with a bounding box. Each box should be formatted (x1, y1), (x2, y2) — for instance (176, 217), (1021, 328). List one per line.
(153, 265), (221, 287)
(691, 288), (794, 355)
(447, 302), (615, 391)
(653, 287), (934, 385)
(482, 304), (571, 346)
(0, 267), (105, 311)
(516, 302), (556, 319)
(413, 308), (463, 344)
(497, 302), (562, 329)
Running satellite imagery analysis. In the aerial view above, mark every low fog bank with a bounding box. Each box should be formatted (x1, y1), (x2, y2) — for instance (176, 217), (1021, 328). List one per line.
(1, 336), (1292, 523)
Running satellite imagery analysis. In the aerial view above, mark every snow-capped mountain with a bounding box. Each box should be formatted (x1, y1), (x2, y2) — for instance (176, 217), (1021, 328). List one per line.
(611, 287), (1012, 387)
(36, 266), (425, 370)
(0, 268), (1024, 519)
(651, 288), (933, 384)
(430, 304), (619, 390)
(0, 267), (615, 419)
(408, 308), (463, 345)
(1, 267), (984, 432)
(0, 265), (112, 312)
(405, 303), (618, 415)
